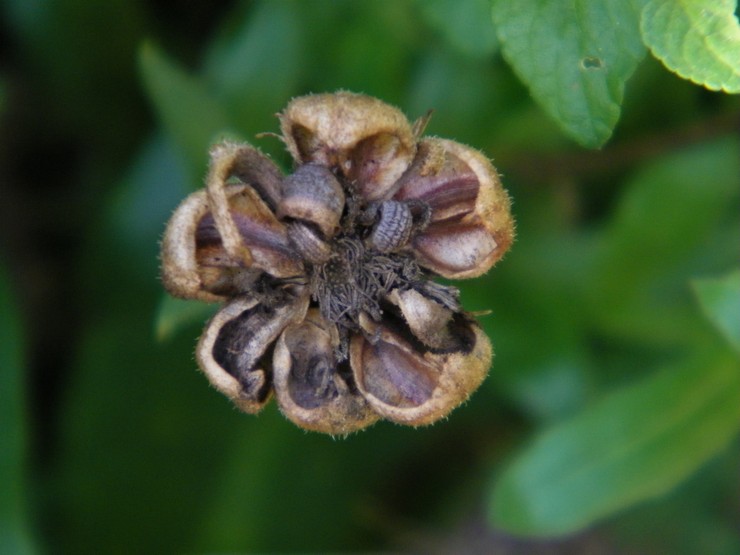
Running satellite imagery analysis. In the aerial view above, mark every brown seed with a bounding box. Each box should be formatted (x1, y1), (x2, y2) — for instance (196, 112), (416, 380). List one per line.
(286, 221), (331, 264)
(277, 163), (344, 238)
(367, 200), (413, 253)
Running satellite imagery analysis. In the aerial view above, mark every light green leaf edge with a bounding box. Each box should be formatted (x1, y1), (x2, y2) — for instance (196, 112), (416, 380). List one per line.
(641, 0), (740, 93)
(491, 0), (647, 148)
(693, 269), (740, 352)
(489, 348), (740, 537)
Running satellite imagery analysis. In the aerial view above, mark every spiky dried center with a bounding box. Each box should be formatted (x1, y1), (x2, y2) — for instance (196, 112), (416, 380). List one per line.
(309, 234), (420, 331)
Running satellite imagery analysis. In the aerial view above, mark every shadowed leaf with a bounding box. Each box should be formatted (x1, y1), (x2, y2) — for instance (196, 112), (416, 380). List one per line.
(490, 347), (740, 536)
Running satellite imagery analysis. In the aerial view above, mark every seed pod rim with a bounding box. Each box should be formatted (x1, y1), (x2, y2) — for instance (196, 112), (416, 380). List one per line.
(196, 294), (310, 414)
(349, 315), (492, 426)
(405, 138), (515, 279)
(161, 189), (227, 303)
(272, 309), (380, 435)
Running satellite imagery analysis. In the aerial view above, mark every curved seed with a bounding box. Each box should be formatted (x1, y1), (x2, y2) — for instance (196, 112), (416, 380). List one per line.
(367, 200), (413, 253)
(278, 164), (345, 238)
(286, 222), (331, 264)
(388, 288), (474, 353)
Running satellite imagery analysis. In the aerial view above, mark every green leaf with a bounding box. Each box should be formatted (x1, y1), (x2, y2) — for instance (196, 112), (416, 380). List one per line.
(420, 0), (499, 58)
(204, 0), (305, 142)
(155, 295), (217, 342)
(693, 269), (740, 352)
(590, 137), (740, 344)
(641, 0), (740, 93)
(491, 0), (647, 147)
(139, 42), (235, 179)
(489, 347), (740, 536)
(0, 266), (36, 554)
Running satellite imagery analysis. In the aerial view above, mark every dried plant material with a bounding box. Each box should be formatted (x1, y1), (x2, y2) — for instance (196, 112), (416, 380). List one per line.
(161, 91), (514, 434)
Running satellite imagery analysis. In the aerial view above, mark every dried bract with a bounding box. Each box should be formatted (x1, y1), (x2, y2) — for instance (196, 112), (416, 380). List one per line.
(161, 91), (514, 434)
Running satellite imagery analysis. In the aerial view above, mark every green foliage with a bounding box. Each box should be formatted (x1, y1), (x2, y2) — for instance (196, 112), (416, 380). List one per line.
(694, 270), (740, 352)
(641, 0), (740, 93)
(490, 0), (740, 146)
(589, 138), (740, 344)
(491, 0), (647, 147)
(155, 296), (217, 342)
(0, 266), (36, 554)
(4, 0), (739, 552)
(139, 42), (234, 181)
(420, 0), (499, 58)
(490, 346), (740, 536)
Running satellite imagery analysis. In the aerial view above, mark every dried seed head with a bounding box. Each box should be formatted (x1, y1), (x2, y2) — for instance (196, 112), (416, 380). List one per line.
(161, 92), (514, 433)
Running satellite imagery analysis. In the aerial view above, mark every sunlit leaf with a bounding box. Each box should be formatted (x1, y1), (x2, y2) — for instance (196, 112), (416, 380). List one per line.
(693, 269), (740, 352)
(490, 347), (740, 536)
(641, 0), (740, 93)
(491, 0), (646, 147)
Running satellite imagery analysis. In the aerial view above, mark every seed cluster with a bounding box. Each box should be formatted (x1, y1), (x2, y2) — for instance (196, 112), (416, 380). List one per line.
(160, 92), (514, 434)
(311, 235), (420, 331)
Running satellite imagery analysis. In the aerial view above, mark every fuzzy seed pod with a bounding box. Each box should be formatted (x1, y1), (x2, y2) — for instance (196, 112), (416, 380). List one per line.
(350, 312), (491, 426)
(161, 92), (514, 434)
(196, 294), (309, 414)
(280, 91), (417, 200)
(393, 138), (514, 279)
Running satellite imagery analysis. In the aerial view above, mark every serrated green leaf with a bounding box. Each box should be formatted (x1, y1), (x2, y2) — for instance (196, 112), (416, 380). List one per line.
(139, 42), (235, 179)
(155, 295), (218, 342)
(693, 269), (740, 352)
(489, 347), (740, 537)
(0, 266), (36, 554)
(491, 0), (646, 147)
(641, 0), (740, 93)
(421, 0), (498, 58)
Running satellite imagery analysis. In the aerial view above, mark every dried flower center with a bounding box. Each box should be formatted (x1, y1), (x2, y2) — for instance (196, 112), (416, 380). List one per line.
(309, 234), (420, 332)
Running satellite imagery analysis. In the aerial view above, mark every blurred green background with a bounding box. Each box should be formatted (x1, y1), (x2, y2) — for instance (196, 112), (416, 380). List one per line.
(1, 1), (738, 553)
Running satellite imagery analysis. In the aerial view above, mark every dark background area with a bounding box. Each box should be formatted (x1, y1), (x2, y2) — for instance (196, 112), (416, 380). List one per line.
(1, 1), (738, 553)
